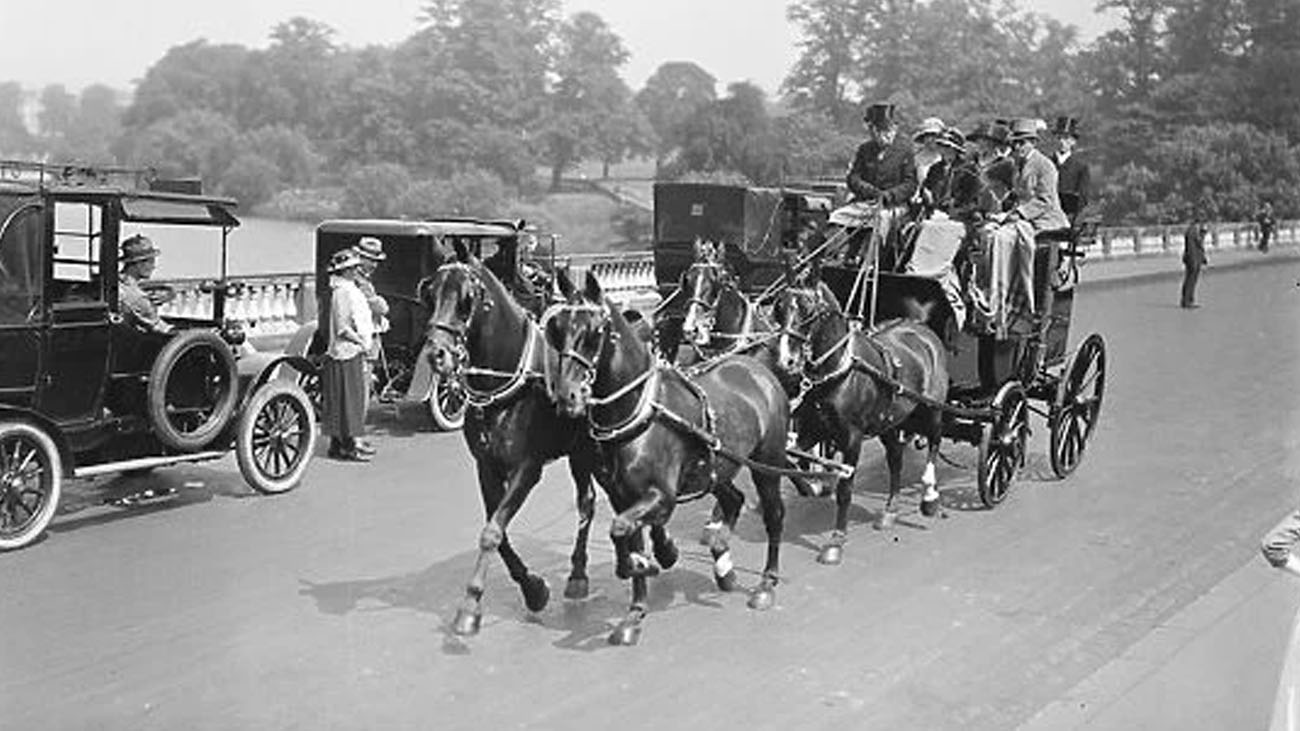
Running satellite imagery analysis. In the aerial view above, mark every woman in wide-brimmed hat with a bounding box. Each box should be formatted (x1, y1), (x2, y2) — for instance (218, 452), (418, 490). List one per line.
(321, 249), (375, 462)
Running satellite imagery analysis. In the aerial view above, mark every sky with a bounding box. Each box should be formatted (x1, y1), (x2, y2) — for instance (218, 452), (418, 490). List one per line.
(0, 0), (1119, 95)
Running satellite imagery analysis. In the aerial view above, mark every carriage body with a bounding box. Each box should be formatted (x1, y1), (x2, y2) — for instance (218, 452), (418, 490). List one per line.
(652, 182), (833, 303)
(0, 162), (319, 550)
(292, 217), (543, 431)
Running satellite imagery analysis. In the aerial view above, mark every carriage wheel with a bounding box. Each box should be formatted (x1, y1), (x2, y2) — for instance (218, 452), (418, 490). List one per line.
(0, 421), (62, 552)
(429, 375), (467, 431)
(978, 381), (1029, 509)
(236, 380), (317, 495)
(1049, 333), (1107, 479)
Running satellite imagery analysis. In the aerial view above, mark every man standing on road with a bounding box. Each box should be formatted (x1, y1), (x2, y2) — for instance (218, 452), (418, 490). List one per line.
(1181, 212), (1209, 309)
(1258, 201), (1276, 253)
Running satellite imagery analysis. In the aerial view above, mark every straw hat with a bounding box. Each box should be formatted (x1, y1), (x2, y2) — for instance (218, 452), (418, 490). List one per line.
(913, 117), (946, 141)
(1008, 117), (1040, 141)
(328, 249), (363, 273)
(352, 236), (386, 262)
(937, 128), (967, 153)
(120, 234), (160, 264)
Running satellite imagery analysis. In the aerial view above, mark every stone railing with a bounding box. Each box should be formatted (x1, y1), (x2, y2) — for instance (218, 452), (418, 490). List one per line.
(155, 218), (1293, 346)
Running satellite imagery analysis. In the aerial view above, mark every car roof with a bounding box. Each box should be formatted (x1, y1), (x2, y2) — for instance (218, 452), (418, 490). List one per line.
(316, 218), (526, 238)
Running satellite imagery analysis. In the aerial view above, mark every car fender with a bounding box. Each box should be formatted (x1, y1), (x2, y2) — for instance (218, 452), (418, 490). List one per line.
(284, 321), (320, 358)
(0, 405), (76, 476)
(241, 352), (316, 401)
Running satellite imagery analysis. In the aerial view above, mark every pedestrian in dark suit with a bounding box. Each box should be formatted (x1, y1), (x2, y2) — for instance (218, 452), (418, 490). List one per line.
(1257, 201), (1276, 253)
(1050, 117), (1091, 226)
(829, 102), (918, 266)
(1181, 214), (1209, 309)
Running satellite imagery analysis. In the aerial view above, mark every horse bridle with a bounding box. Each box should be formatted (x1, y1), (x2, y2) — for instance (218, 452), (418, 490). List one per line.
(542, 302), (612, 394)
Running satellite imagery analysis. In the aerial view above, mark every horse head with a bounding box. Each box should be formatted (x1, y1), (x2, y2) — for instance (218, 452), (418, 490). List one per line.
(421, 258), (492, 380)
(772, 279), (842, 376)
(546, 269), (614, 418)
(680, 241), (731, 345)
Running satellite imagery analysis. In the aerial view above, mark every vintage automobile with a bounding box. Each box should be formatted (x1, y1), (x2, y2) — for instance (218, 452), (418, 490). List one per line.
(0, 161), (318, 551)
(286, 217), (552, 431)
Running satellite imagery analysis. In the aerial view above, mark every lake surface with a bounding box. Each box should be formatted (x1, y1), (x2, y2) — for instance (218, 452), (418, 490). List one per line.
(133, 217), (317, 280)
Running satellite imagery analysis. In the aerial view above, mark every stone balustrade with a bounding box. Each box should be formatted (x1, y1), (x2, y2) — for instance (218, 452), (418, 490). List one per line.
(156, 219), (1292, 343)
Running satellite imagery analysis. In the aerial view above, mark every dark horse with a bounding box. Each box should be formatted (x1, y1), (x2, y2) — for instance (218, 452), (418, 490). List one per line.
(421, 243), (679, 637)
(770, 264), (950, 565)
(544, 269), (791, 645)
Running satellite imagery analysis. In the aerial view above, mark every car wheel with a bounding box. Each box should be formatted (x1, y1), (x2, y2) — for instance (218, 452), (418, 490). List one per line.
(148, 329), (240, 452)
(236, 380), (317, 495)
(429, 375), (467, 431)
(0, 421), (63, 552)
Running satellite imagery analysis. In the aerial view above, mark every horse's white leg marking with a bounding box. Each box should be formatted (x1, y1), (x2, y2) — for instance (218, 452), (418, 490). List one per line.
(714, 549), (734, 578)
(922, 460), (939, 503)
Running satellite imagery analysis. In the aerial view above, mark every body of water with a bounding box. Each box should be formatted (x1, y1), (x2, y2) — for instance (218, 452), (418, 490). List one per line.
(128, 216), (317, 280)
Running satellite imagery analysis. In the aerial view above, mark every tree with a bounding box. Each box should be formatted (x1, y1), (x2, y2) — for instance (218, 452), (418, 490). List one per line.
(0, 82), (33, 156)
(239, 126), (321, 186)
(673, 82), (781, 184)
(37, 85), (76, 142)
(124, 40), (252, 130)
(123, 110), (240, 182)
(539, 11), (634, 189)
(783, 0), (870, 124)
(221, 153), (282, 207)
(635, 62), (717, 171)
(341, 162), (413, 218)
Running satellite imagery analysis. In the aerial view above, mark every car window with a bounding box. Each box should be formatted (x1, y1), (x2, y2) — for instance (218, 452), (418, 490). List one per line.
(0, 201), (42, 325)
(51, 202), (105, 305)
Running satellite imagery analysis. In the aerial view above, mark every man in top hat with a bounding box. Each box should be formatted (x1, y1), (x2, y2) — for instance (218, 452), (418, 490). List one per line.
(1008, 118), (1069, 234)
(118, 234), (174, 334)
(1049, 116), (1091, 225)
(831, 102), (918, 265)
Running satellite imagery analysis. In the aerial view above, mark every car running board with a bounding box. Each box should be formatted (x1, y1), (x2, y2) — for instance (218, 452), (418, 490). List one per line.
(73, 451), (228, 478)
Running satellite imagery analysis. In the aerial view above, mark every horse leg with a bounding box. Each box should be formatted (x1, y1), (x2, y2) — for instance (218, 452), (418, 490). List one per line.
(708, 481), (746, 592)
(564, 454), (597, 600)
(609, 531), (650, 646)
(876, 429), (905, 530)
(452, 463), (506, 636)
(748, 469), (785, 611)
(818, 431), (864, 565)
(486, 461), (551, 614)
(919, 409), (944, 518)
(650, 523), (679, 571)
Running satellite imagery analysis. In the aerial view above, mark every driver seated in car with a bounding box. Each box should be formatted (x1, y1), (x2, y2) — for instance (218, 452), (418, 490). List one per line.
(118, 234), (174, 334)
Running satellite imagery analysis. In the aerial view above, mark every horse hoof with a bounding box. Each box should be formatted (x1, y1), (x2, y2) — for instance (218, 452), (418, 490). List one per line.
(653, 539), (679, 570)
(608, 623), (643, 646)
(920, 497), (939, 518)
(747, 587), (776, 611)
(452, 609), (482, 636)
(563, 576), (590, 601)
(521, 575), (551, 613)
(875, 511), (898, 530)
(715, 569), (739, 593)
(817, 544), (843, 565)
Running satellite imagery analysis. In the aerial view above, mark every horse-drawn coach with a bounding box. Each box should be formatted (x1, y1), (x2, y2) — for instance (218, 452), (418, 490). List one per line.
(0, 161), (318, 551)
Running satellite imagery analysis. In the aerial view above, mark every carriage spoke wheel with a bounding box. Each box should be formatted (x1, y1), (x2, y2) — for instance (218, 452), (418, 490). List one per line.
(236, 381), (317, 495)
(0, 422), (62, 551)
(978, 381), (1029, 509)
(429, 375), (467, 431)
(1049, 333), (1107, 479)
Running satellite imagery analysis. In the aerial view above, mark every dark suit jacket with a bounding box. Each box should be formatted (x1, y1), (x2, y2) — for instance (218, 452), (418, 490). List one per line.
(1055, 153), (1091, 218)
(846, 137), (917, 206)
(1183, 222), (1208, 267)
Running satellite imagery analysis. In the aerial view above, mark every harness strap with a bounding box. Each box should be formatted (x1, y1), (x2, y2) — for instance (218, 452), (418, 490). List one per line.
(463, 319), (540, 409)
(590, 368), (659, 443)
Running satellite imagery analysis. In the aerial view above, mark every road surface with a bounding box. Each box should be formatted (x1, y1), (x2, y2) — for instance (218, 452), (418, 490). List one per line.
(3, 260), (1298, 731)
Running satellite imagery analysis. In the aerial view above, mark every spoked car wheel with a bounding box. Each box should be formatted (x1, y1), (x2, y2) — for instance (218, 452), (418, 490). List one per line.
(429, 375), (467, 431)
(978, 381), (1029, 509)
(1049, 333), (1107, 478)
(148, 330), (239, 452)
(236, 380), (318, 495)
(0, 422), (63, 551)
(295, 363), (323, 419)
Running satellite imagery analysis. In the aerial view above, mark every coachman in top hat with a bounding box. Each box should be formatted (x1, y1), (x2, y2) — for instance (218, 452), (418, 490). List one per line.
(830, 102), (919, 265)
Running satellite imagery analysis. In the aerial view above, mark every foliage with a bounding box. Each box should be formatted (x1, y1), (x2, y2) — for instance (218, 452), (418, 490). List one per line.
(393, 168), (511, 219)
(341, 162), (413, 218)
(221, 153), (282, 207)
(635, 62), (718, 169)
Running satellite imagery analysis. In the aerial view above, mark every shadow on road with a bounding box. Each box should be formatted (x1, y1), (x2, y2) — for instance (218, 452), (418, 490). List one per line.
(51, 465), (253, 537)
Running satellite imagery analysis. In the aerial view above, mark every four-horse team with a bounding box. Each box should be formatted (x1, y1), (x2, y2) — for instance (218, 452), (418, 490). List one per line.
(397, 103), (1107, 646)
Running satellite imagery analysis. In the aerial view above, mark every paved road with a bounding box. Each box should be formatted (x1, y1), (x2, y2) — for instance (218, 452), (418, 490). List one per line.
(3, 261), (1298, 731)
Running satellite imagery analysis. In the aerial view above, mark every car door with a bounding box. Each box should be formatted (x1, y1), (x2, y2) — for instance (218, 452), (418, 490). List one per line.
(39, 200), (112, 424)
(0, 199), (43, 409)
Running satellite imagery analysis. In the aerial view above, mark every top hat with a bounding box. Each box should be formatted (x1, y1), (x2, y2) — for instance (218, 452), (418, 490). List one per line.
(353, 236), (386, 262)
(1008, 117), (1040, 141)
(120, 234), (160, 264)
(329, 249), (363, 274)
(1051, 116), (1081, 138)
(967, 121), (992, 142)
(862, 103), (896, 128)
(913, 117), (946, 141)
